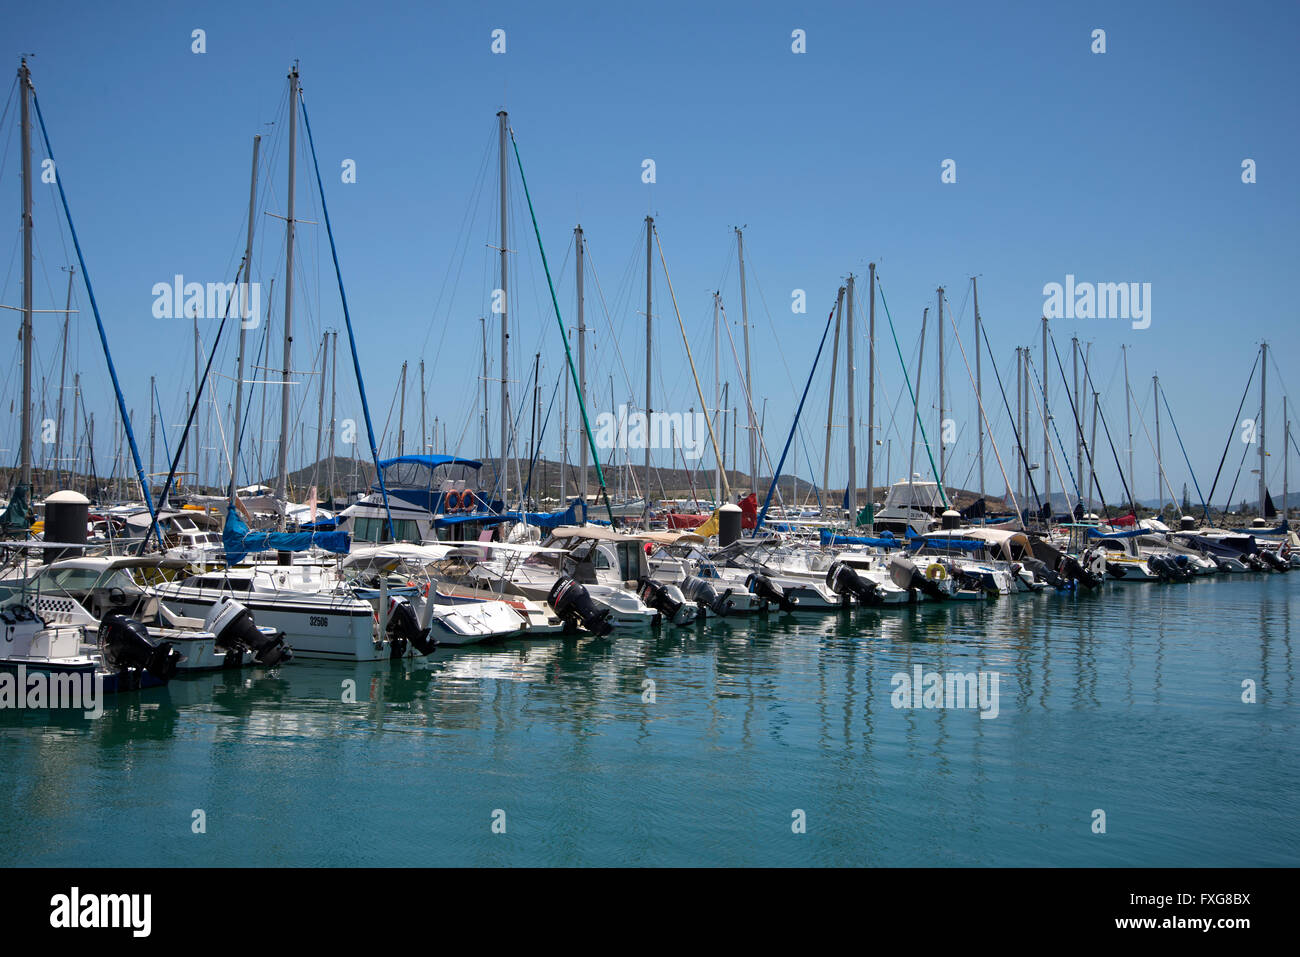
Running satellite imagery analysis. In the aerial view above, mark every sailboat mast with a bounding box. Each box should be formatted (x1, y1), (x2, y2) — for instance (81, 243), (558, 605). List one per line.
(419, 359), (426, 452)
(576, 224), (587, 506)
(713, 290), (721, 503)
(1072, 336), (1081, 502)
(328, 330), (337, 502)
(823, 289), (843, 503)
(846, 274), (857, 516)
(497, 110), (509, 507)
(1014, 348), (1022, 502)
(55, 265), (74, 489)
(1123, 344), (1133, 511)
(314, 333), (327, 476)
(397, 360), (406, 455)
(737, 227), (755, 497)
(644, 215), (653, 519)
(1154, 374), (1165, 515)
(936, 286), (945, 488)
(973, 277), (983, 499)
(230, 133), (260, 503)
(148, 375), (156, 494)
(1284, 395), (1289, 522)
(866, 263), (876, 527)
(1260, 341), (1268, 515)
(1042, 316), (1050, 515)
(480, 317), (489, 460)
(277, 64), (300, 525)
(19, 58), (33, 492)
(908, 306), (927, 507)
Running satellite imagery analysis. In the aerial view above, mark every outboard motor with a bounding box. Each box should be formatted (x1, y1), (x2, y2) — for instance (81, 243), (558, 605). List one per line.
(1059, 552), (1102, 589)
(637, 577), (684, 624)
(1021, 556), (1064, 589)
(98, 614), (181, 682)
(204, 597), (293, 667)
(825, 561), (883, 606)
(548, 576), (613, 637)
(1258, 548), (1288, 573)
(745, 572), (798, 612)
(681, 575), (734, 617)
(387, 595), (436, 657)
(1245, 553), (1266, 572)
(888, 555), (947, 601)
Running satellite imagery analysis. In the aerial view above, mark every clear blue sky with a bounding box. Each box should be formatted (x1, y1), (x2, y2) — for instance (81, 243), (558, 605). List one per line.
(3, 0), (1297, 508)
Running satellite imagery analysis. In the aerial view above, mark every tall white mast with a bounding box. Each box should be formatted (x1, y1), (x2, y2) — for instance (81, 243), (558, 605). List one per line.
(866, 263), (876, 526)
(18, 59), (33, 492)
(644, 215), (653, 519)
(328, 330), (337, 502)
(737, 228), (755, 497)
(846, 274), (857, 516)
(936, 286), (945, 489)
(973, 277), (983, 499)
(229, 133), (260, 504)
(576, 224), (587, 506)
(1260, 341), (1268, 515)
(497, 110), (509, 506)
(276, 64), (300, 526)
(55, 265), (74, 489)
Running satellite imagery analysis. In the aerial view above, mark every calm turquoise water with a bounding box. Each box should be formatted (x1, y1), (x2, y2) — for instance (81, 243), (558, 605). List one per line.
(3, 575), (1297, 867)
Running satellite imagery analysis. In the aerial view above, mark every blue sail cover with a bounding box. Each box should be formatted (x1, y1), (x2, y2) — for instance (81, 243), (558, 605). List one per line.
(223, 508), (350, 564)
(820, 529), (908, 549)
(908, 537), (988, 552)
(433, 498), (587, 531)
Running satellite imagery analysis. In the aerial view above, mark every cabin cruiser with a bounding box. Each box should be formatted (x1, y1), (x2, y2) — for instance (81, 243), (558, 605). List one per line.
(339, 543), (533, 645)
(334, 454), (506, 545)
(644, 534), (763, 616)
(0, 601), (181, 696)
(872, 477), (947, 537)
(906, 530), (1042, 595)
(1, 556), (291, 670)
(466, 525), (697, 629)
(152, 562), (416, 661)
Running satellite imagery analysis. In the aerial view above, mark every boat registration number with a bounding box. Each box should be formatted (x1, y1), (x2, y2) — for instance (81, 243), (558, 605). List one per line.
(308, 616), (329, 628)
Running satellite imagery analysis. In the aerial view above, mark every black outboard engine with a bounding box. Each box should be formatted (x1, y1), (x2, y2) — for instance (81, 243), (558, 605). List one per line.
(681, 575), (734, 617)
(98, 614), (181, 682)
(1258, 548), (1288, 572)
(205, 597), (293, 667)
(1058, 553), (1102, 589)
(548, 576), (613, 637)
(825, 561), (883, 606)
(1020, 557), (1064, 590)
(889, 555), (947, 601)
(387, 595), (436, 657)
(1245, 553), (1266, 572)
(745, 572), (798, 612)
(637, 577), (683, 624)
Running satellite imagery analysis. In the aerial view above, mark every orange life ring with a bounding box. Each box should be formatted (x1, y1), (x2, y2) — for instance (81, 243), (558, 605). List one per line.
(462, 490), (477, 512)
(445, 490), (460, 511)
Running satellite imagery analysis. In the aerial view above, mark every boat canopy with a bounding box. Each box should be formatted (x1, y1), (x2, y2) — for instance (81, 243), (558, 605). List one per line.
(820, 529), (910, 548)
(222, 508), (350, 564)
